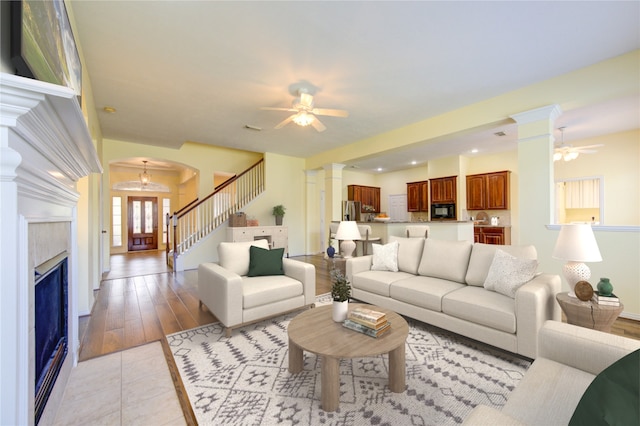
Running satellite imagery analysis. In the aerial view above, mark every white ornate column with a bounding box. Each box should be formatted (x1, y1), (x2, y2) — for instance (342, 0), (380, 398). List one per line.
(0, 142), (25, 425)
(511, 104), (562, 246)
(323, 163), (346, 247)
(304, 169), (318, 254)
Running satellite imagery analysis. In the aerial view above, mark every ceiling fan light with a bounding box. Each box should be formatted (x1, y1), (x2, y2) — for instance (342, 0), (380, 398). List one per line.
(553, 152), (562, 162)
(564, 152), (579, 161)
(292, 111), (315, 127)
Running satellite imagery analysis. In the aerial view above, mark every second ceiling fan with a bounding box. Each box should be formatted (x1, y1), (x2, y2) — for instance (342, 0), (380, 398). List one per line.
(554, 127), (604, 162)
(261, 88), (348, 132)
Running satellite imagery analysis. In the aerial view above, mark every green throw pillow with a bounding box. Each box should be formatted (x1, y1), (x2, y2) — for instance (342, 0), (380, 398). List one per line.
(247, 246), (284, 277)
(569, 349), (639, 426)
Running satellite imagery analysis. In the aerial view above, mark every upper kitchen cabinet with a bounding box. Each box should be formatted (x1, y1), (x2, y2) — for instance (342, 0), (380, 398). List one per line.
(348, 185), (381, 213)
(466, 171), (510, 210)
(430, 176), (457, 204)
(407, 180), (429, 212)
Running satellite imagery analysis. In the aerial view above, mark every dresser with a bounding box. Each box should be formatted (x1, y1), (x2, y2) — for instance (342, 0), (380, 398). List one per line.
(227, 226), (289, 256)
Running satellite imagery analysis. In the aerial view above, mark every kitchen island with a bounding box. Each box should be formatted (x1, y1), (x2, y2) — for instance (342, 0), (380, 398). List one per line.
(332, 220), (474, 247)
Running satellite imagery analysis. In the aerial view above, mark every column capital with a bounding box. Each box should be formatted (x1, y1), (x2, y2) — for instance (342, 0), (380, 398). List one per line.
(510, 104), (562, 125)
(322, 163), (346, 173)
(0, 146), (22, 182)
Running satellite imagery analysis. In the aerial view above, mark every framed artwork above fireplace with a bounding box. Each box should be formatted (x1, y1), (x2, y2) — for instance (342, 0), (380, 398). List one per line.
(10, 0), (82, 101)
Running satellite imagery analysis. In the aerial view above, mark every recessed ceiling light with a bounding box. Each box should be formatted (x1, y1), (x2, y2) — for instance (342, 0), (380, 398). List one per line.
(411, 161), (417, 165)
(103, 106), (117, 113)
(471, 148), (479, 154)
(376, 167), (383, 172)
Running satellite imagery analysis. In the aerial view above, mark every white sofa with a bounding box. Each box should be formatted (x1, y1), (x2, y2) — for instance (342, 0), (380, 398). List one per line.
(463, 320), (640, 425)
(346, 237), (561, 358)
(198, 239), (316, 337)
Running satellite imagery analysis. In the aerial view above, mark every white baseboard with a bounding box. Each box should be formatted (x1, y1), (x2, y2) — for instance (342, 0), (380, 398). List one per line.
(620, 311), (640, 321)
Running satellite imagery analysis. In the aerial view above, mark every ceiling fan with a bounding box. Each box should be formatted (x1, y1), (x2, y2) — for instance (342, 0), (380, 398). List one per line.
(261, 88), (348, 132)
(553, 127), (603, 162)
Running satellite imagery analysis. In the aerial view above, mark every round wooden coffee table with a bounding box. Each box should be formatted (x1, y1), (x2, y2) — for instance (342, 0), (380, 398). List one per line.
(287, 303), (409, 412)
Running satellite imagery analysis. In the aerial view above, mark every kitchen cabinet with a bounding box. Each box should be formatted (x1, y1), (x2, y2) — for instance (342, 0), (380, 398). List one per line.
(430, 176), (457, 204)
(474, 226), (511, 245)
(347, 185), (380, 213)
(407, 180), (429, 212)
(466, 171), (510, 210)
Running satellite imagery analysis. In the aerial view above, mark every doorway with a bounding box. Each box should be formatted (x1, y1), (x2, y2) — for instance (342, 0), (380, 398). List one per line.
(388, 194), (408, 222)
(127, 196), (158, 251)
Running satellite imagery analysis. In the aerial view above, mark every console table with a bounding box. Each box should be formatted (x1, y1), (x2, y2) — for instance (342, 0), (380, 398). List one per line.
(227, 226), (288, 256)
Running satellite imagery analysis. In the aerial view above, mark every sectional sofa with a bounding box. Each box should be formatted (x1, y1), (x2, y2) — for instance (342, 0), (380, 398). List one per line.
(346, 236), (561, 358)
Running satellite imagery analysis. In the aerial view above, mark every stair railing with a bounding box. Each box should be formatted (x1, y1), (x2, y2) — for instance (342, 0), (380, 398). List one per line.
(170, 159), (265, 265)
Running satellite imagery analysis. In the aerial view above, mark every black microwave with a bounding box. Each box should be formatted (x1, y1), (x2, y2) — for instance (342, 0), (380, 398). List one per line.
(431, 203), (456, 219)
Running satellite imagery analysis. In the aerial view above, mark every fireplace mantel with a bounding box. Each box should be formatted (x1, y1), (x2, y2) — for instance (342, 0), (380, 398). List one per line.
(0, 73), (102, 425)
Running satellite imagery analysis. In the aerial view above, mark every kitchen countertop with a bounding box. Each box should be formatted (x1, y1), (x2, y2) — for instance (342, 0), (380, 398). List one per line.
(332, 220), (473, 224)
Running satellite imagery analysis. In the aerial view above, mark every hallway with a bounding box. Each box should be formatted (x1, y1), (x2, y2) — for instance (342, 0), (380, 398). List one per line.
(102, 250), (170, 280)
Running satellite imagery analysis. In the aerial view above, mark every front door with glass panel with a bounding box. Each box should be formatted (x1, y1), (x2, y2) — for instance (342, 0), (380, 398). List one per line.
(127, 197), (158, 251)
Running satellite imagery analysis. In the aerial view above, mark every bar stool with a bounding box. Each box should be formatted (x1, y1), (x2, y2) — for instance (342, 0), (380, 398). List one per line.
(405, 225), (429, 238)
(357, 225), (382, 256)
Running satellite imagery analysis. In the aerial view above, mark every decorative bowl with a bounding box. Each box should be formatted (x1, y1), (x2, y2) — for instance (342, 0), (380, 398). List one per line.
(374, 217), (390, 222)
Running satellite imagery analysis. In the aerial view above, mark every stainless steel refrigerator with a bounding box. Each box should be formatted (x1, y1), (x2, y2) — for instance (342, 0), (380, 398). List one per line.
(342, 201), (361, 222)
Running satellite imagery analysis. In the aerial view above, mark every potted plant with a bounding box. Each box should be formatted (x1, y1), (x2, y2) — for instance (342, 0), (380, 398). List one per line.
(330, 268), (351, 322)
(272, 204), (286, 225)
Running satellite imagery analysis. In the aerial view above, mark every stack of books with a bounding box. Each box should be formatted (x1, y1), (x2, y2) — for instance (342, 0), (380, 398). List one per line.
(591, 291), (620, 306)
(342, 307), (391, 338)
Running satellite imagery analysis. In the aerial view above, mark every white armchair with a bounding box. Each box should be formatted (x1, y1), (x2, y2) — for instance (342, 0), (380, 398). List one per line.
(198, 239), (316, 337)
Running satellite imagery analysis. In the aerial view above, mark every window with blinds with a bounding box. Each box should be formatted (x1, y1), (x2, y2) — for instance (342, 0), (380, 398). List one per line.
(564, 178), (600, 208)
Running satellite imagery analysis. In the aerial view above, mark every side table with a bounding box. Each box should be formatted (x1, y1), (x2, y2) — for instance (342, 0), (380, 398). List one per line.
(556, 292), (623, 333)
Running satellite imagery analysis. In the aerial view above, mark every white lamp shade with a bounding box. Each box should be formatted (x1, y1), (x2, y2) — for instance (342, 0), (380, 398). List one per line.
(552, 224), (602, 262)
(335, 221), (362, 241)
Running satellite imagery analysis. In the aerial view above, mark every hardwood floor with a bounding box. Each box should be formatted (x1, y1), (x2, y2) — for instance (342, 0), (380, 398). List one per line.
(79, 252), (639, 361)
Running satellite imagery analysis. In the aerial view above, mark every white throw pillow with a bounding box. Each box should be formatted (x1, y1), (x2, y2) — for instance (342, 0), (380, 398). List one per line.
(484, 249), (538, 298)
(389, 236), (425, 274)
(370, 241), (399, 272)
(218, 239), (270, 276)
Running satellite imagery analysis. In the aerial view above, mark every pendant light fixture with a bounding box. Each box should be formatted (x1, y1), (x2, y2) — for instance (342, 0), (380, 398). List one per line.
(139, 160), (151, 186)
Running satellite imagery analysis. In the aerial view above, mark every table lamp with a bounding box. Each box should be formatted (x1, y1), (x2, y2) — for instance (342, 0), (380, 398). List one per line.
(552, 224), (602, 297)
(335, 221), (361, 258)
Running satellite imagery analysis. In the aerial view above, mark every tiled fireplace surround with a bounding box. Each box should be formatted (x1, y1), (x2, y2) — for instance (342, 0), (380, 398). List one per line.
(1, 74), (102, 425)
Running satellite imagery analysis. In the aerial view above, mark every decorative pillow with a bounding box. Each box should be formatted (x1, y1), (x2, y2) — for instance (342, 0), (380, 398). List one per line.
(218, 239), (270, 276)
(370, 241), (399, 272)
(483, 249), (538, 298)
(248, 246), (285, 277)
(389, 236), (425, 274)
(417, 239), (473, 283)
(569, 349), (639, 426)
(465, 243), (537, 286)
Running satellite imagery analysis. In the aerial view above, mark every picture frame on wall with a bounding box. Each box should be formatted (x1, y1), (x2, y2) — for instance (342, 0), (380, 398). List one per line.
(10, 0), (82, 103)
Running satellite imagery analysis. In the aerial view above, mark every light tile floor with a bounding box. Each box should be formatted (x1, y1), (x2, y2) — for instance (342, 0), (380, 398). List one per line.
(53, 341), (186, 426)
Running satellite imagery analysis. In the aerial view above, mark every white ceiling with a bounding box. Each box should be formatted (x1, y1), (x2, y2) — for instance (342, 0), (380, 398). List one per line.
(70, 1), (640, 173)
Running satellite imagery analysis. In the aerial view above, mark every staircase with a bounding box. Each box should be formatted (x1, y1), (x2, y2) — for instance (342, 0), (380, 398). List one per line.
(167, 159), (265, 270)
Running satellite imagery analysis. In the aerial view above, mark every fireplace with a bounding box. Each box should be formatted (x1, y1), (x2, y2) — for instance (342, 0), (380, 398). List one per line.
(34, 253), (69, 425)
(1, 74), (102, 425)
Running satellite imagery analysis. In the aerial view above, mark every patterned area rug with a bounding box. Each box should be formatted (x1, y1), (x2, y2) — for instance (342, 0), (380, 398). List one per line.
(166, 295), (530, 425)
